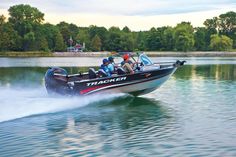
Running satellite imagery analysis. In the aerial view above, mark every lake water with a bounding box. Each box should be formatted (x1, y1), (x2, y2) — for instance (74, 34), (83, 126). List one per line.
(0, 57), (236, 156)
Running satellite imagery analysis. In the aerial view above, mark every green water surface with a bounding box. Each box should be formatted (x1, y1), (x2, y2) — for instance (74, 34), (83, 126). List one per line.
(0, 58), (236, 156)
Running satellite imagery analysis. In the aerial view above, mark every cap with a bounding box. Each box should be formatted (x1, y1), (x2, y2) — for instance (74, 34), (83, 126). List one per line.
(103, 58), (109, 64)
(123, 54), (130, 60)
(108, 56), (114, 62)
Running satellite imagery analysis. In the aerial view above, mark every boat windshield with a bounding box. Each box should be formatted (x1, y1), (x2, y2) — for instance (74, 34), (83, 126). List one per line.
(139, 54), (153, 66)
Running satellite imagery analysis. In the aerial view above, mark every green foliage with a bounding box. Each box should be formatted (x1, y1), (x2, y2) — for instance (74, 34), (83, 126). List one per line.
(218, 12), (236, 35)
(91, 35), (102, 51)
(146, 27), (162, 51)
(210, 34), (233, 51)
(0, 15), (6, 25)
(135, 31), (147, 51)
(42, 23), (61, 51)
(106, 28), (122, 51)
(54, 31), (66, 52)
(1, 4), (236, 53)
(76, 28), (90, 49)
(204, 17), (218, 33)
(204, 11), (236, 48)
(23, 32), (35, 50)
(0, 16), (22, 51)
(174, 22), (194, 51)
(120, 32), (135, 51)
(57, 22), (79, 46)
(8, 4), (44, 36)
(162, 27), (174, 51)
(218, 11), (236, 48)
(88, 26), (108, 50)
(38, 36), (49, 52)
(122, 26), (131, 33)
(194, 27), (208, 51)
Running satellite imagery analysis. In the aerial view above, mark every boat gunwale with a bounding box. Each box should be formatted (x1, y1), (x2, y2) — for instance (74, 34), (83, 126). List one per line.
(69, 65), (176, 84)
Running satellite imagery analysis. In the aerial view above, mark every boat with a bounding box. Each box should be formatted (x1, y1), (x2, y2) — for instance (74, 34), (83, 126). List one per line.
(44, 53), (185, 96)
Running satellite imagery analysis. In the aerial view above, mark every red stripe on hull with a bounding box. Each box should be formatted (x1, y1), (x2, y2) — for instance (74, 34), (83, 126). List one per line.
(80, 85), (107, 94)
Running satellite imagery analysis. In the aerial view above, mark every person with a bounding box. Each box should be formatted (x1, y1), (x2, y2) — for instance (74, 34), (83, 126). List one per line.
(121, 54), (134, 74)
(100, 58), (111, 76)
(107, 56), (115, 73)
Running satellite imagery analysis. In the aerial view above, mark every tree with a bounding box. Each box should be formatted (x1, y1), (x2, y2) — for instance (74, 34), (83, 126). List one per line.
(8, 4), (44, 36)
(91, 35), (102, 51)
(76, 28), (90, 50)
(146, 27), (162, 51)
(0, 15), (6, 25)
(2, 5), (236, 53)
(7, 4), (45, 51)
(122, 26), (131, 33)
(218, 11), (236, 48)
(174, 22), (194, 51)
(106, 27), (122, 51)
(54, 31), (66, 51)
(135, 31), (147, 51)
(109, 26), (121, 32)
(23, 32), (35, 51)
(218, 11), (236, 35)
(0, 15), (22, 51)
(204, 12), (236, 48)
(210, 34), (233, 51)
(38, 36), (49, 51)
(161, 27), (174, 51)
(194, 27), (208, 51)
(0, 15), (8, 51)
(88, 26), (108, 50)
(204, 17), (218, 33)
(120, 33), (135, 51)
(41, 23), (60, 51)
(57, 22), (79, 46)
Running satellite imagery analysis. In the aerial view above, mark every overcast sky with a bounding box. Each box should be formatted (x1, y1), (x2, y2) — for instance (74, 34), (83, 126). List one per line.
(0, 0), (235, 31)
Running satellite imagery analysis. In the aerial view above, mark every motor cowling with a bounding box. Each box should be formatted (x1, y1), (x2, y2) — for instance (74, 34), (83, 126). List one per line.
(44, 67), (70, 95)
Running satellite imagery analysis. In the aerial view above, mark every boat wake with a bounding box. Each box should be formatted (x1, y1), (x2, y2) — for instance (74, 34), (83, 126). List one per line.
(0, 87), (125, 123)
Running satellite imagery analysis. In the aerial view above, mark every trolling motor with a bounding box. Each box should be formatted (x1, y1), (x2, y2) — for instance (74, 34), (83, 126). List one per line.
(174, 60), (186, 67)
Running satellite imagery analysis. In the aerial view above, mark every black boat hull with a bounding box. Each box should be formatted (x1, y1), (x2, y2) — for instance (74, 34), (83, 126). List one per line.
(75, 68), (176, 96)
(45, 64), (179, 96)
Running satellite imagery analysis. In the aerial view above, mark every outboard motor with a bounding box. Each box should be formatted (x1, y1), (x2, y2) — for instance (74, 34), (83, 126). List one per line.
(44, 67), (70, 95)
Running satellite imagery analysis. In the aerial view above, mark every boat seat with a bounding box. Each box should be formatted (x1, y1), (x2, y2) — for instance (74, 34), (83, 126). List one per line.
(117, 67), (126, 75)
(98, 69), (108, 77)
(89, 68), (97, 79)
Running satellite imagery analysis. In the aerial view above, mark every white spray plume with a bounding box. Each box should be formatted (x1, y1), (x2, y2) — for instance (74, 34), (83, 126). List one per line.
(0, 87), (125, 123)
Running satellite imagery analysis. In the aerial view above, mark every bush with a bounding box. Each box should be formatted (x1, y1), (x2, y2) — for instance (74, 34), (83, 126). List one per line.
(210, 34), (233, 51)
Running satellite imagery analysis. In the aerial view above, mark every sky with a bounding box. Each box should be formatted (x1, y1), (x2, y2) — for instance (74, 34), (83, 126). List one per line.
(0, 0), (236, 31)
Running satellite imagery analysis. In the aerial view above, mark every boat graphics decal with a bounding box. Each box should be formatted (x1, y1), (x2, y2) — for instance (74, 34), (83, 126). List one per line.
(86, 77), (127, 87)
(83, 72), (172, 95)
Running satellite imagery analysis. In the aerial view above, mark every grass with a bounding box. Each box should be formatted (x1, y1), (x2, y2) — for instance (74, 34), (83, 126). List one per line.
(1, 50), (236, 57)
(228, 49), (236, 52)
(0, 51), (53, 57)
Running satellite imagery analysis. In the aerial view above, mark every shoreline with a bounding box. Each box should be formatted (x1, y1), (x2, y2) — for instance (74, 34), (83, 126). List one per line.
(1, 51), (236, 57)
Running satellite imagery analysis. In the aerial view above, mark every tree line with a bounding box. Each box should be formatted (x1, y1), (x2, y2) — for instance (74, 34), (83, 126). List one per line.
(0, 4), (235, 52)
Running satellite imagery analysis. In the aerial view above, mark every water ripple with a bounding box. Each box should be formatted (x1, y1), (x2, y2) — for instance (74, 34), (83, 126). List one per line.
(1, 64), (236, 156)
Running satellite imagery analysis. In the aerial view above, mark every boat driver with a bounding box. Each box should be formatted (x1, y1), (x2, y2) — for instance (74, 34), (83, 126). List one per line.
(121, 54), (134, 74)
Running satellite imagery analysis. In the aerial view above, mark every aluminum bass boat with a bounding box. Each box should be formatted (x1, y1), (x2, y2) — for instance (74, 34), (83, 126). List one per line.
(45, 54), (185, 96)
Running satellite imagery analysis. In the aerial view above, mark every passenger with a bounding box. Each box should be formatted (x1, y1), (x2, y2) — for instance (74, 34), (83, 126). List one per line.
(100, 58), (111, 76)
(121, 54), (134, 74)
(108, 56), (116, 73)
